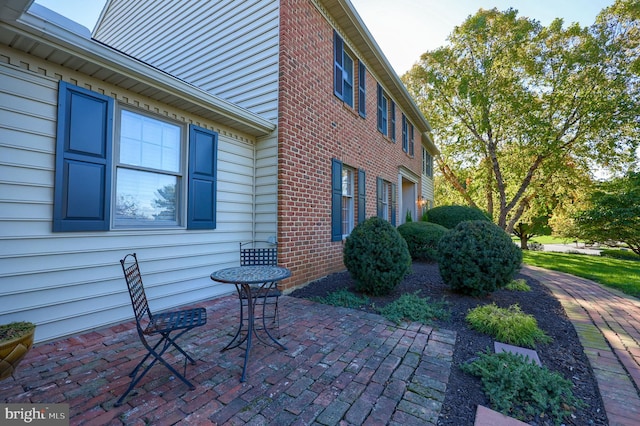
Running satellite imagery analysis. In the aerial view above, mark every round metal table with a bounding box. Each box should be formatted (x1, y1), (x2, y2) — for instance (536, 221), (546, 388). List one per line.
(210, 265), (291, 382)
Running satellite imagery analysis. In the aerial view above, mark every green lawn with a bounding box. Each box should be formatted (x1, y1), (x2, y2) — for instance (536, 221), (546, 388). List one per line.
(522, 251), (640, 298)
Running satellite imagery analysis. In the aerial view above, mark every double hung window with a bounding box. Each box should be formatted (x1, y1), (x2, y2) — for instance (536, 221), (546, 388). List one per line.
(334, 31), (354, 107)
(116, 110), (182, 226)
(53, 82), (218, 232)
(331, 159), (366, 241)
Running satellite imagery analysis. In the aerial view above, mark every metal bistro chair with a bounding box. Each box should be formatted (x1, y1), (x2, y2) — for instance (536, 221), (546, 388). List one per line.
(239, 241), (281, 333)
(116, 253), (207, 406)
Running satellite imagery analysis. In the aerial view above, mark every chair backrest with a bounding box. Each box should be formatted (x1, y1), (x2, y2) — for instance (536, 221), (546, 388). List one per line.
(240, 241), (278, 266)
(120, 253), (152, 327)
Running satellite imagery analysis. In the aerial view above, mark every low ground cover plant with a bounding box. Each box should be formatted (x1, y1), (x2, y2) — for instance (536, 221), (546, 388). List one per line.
(466, 303), (551, 348)
(461, 350), (583, 425)
(308, 289), (369, 309)
(505, 278), (531, 292)
(378, 291), (450, 325)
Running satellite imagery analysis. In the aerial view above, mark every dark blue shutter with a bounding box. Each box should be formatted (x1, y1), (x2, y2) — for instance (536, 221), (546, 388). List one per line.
(376, 177), (383, 218)
(334, 31), (344, 99)
(53, 82), (113, 232)
(358, 63), (366, 117)
(391, 183), (397, 226)
(377, 84), (383, 133)
(188, 125), (218, 229)
(402, 114), (408, 153)
(358, 169), (366, 224)
(390, 101), (396, 141)
(409, 124), (415, 156)
(331, 158), (343, 241)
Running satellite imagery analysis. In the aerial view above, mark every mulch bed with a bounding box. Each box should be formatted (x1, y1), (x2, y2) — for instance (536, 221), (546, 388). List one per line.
(289, 261), (608, 425)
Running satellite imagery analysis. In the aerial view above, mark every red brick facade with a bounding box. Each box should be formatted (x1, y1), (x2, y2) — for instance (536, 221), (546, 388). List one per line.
(278, 0), (425, 290)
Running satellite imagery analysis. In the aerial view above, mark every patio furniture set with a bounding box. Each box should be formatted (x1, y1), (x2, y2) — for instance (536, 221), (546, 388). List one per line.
(116, 241), (288, 406)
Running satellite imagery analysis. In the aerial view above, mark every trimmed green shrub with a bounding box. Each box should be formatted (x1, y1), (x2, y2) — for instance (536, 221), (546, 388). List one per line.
(427, 205), (490, 229)
(438, 220), (523, 296)
(343, 216), (411, 296)
(397, 221), (448, 261)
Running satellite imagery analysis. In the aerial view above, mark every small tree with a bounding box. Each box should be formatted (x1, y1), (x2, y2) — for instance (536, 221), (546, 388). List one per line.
(573, 172), (640, 255)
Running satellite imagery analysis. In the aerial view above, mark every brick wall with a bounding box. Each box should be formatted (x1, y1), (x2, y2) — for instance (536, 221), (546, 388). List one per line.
(278, 0), (424, 290)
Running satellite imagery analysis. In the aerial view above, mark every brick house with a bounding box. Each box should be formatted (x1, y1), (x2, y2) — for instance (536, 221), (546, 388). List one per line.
(93, 0), (438, 288)
(0, 0), (437, 343)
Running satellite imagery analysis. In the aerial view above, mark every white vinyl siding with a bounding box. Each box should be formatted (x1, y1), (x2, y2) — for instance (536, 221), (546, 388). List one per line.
(93, 0), (280, 122)
(0, 60), (263, 343)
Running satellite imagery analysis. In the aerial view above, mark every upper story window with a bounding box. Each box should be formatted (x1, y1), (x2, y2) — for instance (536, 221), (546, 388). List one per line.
(53, 82), (218, 232)
(377, 84), (388, 135)
(402, 114), (415, 156)
(423, 147), (433, 178)
(334, 31), (354, 108)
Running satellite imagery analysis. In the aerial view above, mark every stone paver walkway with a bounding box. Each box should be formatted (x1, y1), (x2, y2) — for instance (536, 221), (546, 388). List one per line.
(0, 295), (455, 425)
(523, 265), (640, 426)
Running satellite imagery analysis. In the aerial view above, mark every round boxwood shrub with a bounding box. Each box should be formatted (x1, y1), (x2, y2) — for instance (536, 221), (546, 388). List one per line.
(438, 220), (523, 296)
(427, 205), (490, 229)
(397, 221), (448, 261)
(343, 216), (411, 296)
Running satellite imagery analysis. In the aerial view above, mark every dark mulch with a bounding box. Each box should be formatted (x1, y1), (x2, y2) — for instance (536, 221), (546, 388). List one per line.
(289, 261), (608, 426)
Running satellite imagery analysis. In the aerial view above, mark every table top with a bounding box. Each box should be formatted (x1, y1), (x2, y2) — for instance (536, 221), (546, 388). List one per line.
(210, 265), (291, 284)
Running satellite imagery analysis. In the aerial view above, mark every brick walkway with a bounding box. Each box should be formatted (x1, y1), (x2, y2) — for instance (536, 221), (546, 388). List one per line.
(0, 296), (456, 425)
(523, 265), (640, 426)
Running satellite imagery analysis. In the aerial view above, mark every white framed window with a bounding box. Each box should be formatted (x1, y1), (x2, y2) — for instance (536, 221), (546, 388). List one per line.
(342, 167), (355, 237)
(114, 109), (185, 227)
(381, 181), (390, 220)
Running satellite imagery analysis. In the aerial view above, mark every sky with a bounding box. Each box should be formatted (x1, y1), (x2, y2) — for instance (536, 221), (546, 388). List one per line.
(35, 0), (615, 75)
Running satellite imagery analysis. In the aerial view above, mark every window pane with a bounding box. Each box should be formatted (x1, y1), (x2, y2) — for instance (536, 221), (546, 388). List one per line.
(115, 168), (179, 225)
(343, 53), (354, 107)
(342, 168), (354, 236)
(120, 110), (181, 172)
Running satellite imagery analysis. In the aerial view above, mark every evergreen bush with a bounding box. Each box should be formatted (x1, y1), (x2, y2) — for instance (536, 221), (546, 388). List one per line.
(343, 216), (411, 296)
(427, 205), (490, 229)
(397, 221), (448, 261)
(438, 220), (523, 296)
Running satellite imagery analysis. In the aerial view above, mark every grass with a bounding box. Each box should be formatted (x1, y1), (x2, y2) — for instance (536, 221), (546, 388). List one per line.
(522, 251), (640, 298)
(309, 289), (369, 309)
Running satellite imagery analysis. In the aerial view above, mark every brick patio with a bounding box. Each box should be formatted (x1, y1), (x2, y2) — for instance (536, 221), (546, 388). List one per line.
(0, 295), (456, 425)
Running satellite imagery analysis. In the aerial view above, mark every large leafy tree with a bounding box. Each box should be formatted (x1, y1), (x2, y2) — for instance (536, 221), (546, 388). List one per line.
(403, 1), (639, 234)
(573, 172), (640, 255)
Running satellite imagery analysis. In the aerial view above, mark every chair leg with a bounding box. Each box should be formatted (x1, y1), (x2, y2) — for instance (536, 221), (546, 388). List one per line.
(115, 333), (196, 407)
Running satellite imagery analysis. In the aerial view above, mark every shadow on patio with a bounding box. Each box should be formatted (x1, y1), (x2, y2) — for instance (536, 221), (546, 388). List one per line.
(0, 295), (455, 425)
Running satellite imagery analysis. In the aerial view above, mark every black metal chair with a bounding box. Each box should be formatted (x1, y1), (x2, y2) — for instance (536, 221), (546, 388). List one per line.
(239, 241), (281, 332)
(116, 253), (207, 406)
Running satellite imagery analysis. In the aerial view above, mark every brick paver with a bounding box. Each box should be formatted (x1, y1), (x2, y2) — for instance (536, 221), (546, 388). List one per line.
(0, 295), (455, 425)
(523, 265), (640, 426)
